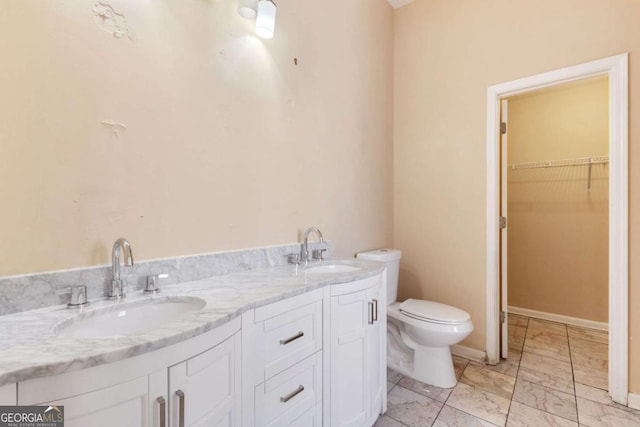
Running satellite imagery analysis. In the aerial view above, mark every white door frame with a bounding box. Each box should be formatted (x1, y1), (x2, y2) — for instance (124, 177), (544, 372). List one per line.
(485, 53), (629, 404)
(500, 99), (509, 359)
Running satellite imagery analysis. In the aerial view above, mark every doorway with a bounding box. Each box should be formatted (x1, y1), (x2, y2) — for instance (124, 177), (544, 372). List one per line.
(485, 54), (629, 404)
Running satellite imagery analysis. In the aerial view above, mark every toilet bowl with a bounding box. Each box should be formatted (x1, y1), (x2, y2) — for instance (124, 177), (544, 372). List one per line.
(356, 249), (474, 389)
(388, 300), (473, 388)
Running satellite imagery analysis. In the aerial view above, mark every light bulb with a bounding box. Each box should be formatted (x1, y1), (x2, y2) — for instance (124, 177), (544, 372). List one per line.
(256, 0), (276, 39)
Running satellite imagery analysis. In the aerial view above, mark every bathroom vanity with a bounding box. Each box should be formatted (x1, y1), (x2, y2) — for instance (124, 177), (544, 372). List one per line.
(0, 257), (386, 427)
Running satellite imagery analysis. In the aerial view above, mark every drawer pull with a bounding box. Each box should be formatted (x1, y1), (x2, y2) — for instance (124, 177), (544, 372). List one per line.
(156, 396), (166, 427)
(373, 299), (378, 322)
(368, 301), (374, 324)
(176, 389), (185, 427)
(280, 331), (304, 345)
(280, 385), (305, 403)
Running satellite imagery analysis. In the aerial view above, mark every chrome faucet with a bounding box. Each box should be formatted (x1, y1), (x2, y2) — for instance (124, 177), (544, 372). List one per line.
(300, 227), (325, 264)
(109, 238), (134, 299)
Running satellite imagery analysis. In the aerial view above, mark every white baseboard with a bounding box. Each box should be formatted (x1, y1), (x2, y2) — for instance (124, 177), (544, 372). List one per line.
(628, 393), (640, 410)
(508, 306), (608, 331)
(451, 344), (486, 364)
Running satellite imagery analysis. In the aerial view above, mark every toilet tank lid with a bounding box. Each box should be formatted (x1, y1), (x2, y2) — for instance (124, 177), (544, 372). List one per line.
(356, 249), (401, 262)
(399, 299), (470, 324)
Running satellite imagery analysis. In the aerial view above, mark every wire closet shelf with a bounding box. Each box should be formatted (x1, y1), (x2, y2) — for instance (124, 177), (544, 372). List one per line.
(508, 156), (609, 191)
(508, 156), (609, 170)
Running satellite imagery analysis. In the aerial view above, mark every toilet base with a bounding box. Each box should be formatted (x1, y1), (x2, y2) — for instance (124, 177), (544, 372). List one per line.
(388, 320), (458, 388)
(412, 346), (457, 388)
(387, 308), (471, 389)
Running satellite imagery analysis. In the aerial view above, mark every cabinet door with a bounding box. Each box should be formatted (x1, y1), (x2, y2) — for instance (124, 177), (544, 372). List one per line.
(329, 289), (369, 427)
(0, 384), (16, 405)
(367, 282), (384, 425)
(169, 332), (241, 427)
(46, 376), (150, 427)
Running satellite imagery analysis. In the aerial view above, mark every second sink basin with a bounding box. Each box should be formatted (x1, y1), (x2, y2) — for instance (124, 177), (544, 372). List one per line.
(55, 296), (206, 339)
(305, 263), (361, 274)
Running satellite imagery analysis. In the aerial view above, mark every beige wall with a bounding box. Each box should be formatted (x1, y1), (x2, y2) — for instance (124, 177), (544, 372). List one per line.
(507, 77), (609, 322)
(0, 0), (394, 276)
(394, 0), (640, 392)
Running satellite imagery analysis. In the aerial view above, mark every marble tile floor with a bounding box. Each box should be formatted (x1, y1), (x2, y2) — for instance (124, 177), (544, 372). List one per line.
(375, 315), (640, 426)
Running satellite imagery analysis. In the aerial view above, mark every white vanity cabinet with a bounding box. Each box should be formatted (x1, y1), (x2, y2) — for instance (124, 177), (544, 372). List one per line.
(9, 269), (386, 427)
(327, 275), (386, 427)
(242, 288), (324, 427)
(0, 383), (16, 405)
(17, 318), (242, 427)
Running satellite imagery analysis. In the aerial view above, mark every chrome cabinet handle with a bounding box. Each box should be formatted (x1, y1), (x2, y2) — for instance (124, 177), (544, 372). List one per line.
(175, 390), (185, 427)
(368, 301), (374, 324)
(156, 396), (166, 427)
(280, 331), (304, 345)
(280, 385), (305, 403)
(373, 299), (378, 322)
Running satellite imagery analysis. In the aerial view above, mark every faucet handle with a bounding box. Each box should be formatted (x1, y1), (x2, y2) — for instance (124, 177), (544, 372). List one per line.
(311, 248), (327, 261)
(144, 273), (168, 294)
(57, 285), (89, 308)
(287, 253), (302, 265)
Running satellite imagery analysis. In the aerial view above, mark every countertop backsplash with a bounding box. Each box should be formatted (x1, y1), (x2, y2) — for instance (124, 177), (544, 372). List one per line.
(0, 241), (333, 316)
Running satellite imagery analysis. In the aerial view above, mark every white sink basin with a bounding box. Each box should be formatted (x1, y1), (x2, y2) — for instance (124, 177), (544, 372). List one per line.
(55, 297), (206, 339)
(306, 263), (361, 274)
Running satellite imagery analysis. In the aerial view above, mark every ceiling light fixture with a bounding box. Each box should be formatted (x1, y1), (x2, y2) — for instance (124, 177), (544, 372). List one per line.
(237, 0), (277, 39)
(237, 0), (257, 19)
(255, 0), (277, 39)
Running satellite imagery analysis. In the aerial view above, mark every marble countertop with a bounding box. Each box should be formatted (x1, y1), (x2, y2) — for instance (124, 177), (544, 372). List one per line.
(0, 259), (384, 386)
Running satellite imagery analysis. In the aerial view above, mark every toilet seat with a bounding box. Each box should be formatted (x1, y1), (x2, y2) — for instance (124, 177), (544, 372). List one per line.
(399, 299), (470, 325)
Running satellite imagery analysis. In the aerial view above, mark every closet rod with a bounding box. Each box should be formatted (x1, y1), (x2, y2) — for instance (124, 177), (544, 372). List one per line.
(509, 156), (609, 171)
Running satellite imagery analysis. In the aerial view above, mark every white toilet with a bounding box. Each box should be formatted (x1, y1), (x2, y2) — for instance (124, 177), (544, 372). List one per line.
(357, 249), (473, 388)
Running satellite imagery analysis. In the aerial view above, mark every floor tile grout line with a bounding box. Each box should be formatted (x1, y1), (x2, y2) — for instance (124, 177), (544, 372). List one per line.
(505, 315), (528, 425)
(429, 398), (447, 426)
(384, 412), (410, 427)
(567, 330), (584, 425)
(442, 359), (507, 426)
(512, 398), (581, 424)
(512, 317), (581, 424)
(567, 320), (581, 425)
(563, 321), (580, 424)
(436, 403), (502, 427)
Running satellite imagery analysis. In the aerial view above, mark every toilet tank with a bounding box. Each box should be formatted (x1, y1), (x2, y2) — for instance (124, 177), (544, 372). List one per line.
(356, 249), (402, 304)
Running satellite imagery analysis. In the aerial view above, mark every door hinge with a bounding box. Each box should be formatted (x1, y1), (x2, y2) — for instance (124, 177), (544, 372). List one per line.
(500, 216), (507, 229)
(500, 122), (507, 135)
(501, 311), (507, 323)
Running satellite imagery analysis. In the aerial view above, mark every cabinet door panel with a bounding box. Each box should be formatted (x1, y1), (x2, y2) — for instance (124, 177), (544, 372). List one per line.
(191, 410), (232, 427)
(186, 344), (234, 422)
(0, 384), (16, 405)
(170, 332), (240, 427)
(288, 403), (321, 427)
(48, 376), (149, 427)
(330, 290), (368, 427)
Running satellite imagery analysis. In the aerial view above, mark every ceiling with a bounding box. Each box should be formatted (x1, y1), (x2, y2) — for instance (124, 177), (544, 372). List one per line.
(387, 0), (415, 8)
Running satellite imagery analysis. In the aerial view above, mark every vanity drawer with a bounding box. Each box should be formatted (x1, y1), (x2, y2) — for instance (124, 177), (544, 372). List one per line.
(287, 403), (322, 427)
(254, 291), (323, 381)
(254, 352), (322, 427)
